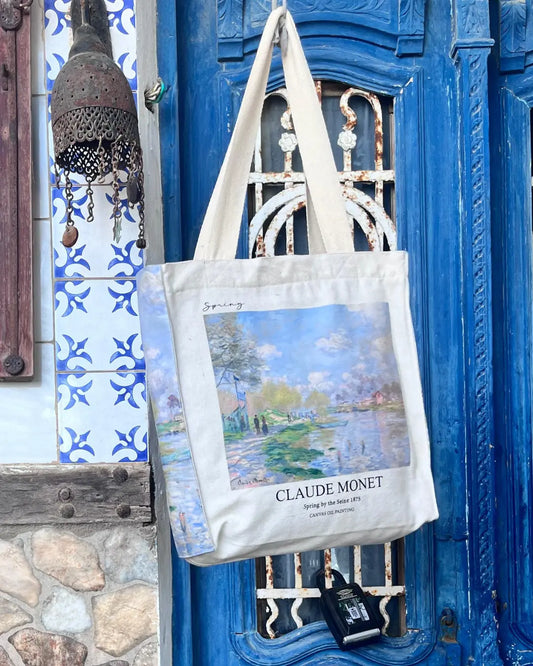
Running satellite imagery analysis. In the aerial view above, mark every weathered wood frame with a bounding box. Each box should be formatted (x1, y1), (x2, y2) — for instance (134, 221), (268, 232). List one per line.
(0, 4), (33, 380)
(0, 463), (153, 525)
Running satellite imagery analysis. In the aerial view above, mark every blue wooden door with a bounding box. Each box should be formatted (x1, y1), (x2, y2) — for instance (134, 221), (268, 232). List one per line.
(155, 1), (503, 664)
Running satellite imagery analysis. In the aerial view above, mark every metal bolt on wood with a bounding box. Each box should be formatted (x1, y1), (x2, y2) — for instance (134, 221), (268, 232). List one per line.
(60, 504), (75, 519)
(113, 467), (129, 484)
(58, 487), (72, 502)
(116, 503), (131, 519)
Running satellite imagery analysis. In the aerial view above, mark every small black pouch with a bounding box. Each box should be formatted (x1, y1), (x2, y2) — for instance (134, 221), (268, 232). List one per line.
(316, 569), (382, 650)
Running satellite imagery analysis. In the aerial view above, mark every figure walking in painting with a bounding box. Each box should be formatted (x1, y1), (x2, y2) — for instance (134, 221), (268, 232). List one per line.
(261, 415), (269, 435)
(254, 414), (260, 435)
(240, 414), (246, 432)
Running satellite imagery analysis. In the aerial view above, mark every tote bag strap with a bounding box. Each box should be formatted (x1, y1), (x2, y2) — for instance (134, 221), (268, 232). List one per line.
(194, 9), (353, 261)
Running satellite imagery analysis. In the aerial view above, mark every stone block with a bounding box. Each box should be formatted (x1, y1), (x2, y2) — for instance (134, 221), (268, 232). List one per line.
(0, 597), (32, 633)
(9, 628), (88, 665)
(0, 540), (40, 607)
(0, 646), (15, 666)
(103, 529), (157, 585)
(93, 584), (157, 657)
(133, 642), (158, 665)
(42, 587), (92, 634)
(32, 528), (104, 591)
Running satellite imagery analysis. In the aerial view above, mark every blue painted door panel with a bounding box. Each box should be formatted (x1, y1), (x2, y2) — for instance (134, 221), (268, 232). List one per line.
(488, 4), (533, 662)
(156, 0), (504, 663)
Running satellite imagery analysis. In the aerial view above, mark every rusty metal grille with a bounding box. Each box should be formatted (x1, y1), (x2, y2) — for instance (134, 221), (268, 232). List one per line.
(248, 81), (406, 638)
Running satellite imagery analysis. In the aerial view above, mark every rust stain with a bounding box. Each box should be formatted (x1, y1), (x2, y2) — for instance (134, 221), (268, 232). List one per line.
(340, 93), (358, 131)
(255, 234), (265, 257)
(266, 555), (274, 589)
(324, 549), (332, 588)
(315, 80), (322, 103)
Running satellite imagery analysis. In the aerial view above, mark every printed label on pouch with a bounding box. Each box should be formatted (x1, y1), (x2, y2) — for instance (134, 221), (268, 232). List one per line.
(273, 474), (383, 517)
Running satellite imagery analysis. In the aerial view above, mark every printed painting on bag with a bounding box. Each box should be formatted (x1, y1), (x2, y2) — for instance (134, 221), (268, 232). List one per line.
(204, 302), (410, 490)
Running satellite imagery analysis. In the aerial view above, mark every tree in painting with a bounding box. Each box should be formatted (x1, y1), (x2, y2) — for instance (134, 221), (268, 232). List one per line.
(205, 314), (264, 389)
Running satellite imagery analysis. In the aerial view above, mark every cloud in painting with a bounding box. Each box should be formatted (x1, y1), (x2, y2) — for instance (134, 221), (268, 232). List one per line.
(257, 343), (282, 359)
(137, 269), (167, 309)
(144, 346), (161, 361)
(308, 371), (334, 393)
(315, 329), (351, 353)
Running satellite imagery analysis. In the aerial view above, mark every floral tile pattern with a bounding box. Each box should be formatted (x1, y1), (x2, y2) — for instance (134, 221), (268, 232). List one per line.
(54, 279), (144, 372)
(57, 372), (147, 463)
(44, 0), (146, 463)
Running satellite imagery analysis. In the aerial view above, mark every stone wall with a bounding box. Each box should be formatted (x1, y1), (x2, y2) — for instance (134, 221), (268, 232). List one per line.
(0, 525), (159, 665)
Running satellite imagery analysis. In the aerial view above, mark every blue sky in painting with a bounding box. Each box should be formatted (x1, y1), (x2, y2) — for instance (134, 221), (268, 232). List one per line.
(137, 267), (184, 422)
(208, 302), (401, 403)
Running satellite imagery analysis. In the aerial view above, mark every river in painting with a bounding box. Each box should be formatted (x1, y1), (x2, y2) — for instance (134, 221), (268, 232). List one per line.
(223, 407), (409, 490)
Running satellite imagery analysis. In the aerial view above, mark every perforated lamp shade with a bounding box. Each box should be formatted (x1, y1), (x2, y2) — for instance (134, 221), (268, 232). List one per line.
(50, 17), (144, 248)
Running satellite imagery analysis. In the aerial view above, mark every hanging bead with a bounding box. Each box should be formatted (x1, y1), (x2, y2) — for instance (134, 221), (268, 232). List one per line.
(62, 225), (79, 247)
(127, 172), (141, 206)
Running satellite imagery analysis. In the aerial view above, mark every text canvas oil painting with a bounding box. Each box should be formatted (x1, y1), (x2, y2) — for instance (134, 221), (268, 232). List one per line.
(204, 302), (410, 490)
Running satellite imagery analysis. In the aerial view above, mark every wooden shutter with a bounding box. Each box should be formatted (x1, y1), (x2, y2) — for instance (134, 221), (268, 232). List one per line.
(0, 1), (33, 380)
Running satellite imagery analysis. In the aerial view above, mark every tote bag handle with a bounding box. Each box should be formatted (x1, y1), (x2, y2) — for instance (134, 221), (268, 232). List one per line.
(194, 9), (353, 261)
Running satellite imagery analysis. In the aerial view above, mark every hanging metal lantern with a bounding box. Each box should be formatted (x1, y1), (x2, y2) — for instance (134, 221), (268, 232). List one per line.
(51, 0), (145, 248)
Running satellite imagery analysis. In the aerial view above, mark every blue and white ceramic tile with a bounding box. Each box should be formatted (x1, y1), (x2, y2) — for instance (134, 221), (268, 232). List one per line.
(39, 0), (148, 466)
(57, 370), (148, 462)
(0, 344), (58, 463)
(107, 0), (137, 89)
(44, 0), (70, 92)
(44, 0), (137, 93)
(52, 185), (144, 278)
(55, 279), (144, 372)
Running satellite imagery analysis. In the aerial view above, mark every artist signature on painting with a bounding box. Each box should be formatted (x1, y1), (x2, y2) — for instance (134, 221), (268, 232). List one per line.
(234, 475), (268, 488)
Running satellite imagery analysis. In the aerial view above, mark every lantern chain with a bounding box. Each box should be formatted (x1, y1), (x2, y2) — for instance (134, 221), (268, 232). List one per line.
(97, 138), (108, 183)
(137, 167), (145, 248)
(111, 137), (122, 242)
(60, 168), (79, 247)
(132, 148), (146, 249)
(86, 177), (95, 223)
(64, 169), (74, 228)
(54, 163), (62, 188)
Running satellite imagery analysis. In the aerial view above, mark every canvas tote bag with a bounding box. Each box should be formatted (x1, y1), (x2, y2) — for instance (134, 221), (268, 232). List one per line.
(137, 7), (438, 566)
